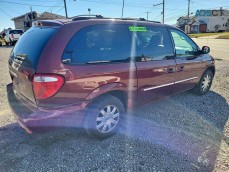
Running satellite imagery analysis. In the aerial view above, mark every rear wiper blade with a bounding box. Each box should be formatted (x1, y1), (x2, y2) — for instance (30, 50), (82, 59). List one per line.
(15, 54), (31, 64)
(16, 54), (27, 60)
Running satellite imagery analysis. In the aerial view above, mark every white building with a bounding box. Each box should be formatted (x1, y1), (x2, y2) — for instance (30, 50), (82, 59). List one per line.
(191, 8), (229, 33)
(177, 8), (229, 33)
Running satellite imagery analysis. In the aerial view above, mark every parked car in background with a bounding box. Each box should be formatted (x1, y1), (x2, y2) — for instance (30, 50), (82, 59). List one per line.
(7, 16), (215, 139)
(4, 29), (24, 45)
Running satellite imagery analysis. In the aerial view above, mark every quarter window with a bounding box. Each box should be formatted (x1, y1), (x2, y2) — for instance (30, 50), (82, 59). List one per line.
(170, 29), (198, 58)
(62, 25), (131, 64)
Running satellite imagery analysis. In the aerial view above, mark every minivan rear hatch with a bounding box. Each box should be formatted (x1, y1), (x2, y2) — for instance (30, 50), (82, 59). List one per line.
(9, 26), (59, 107)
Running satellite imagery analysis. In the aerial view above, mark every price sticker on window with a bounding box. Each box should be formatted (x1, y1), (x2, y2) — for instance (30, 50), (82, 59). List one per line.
(129, 26), (147, 32)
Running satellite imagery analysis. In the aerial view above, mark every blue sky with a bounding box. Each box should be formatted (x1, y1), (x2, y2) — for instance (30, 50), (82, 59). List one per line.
(0, 0), (229, 31)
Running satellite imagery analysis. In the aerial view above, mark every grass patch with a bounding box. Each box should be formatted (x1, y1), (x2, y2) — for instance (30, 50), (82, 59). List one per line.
(188, 32), (224, 38)
(216, 33), (229, 39)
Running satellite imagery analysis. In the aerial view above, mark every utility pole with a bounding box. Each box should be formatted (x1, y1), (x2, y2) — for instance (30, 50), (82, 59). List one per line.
(153, 0), (165, 23)
(64, 0), (68, 18)
(30, 6), (33, 25)
(220, 7), (224, 16)
(162, 0), (165, 23)
(121, 0), (125, 18)
(186, 0), (190, 34)
(188, 0), (190, 21)
(88, 8), (91, 18)
(145, 12), (151, 20)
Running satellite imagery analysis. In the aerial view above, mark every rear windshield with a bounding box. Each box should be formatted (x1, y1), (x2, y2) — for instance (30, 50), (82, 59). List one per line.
(9, 30), (23, 34)
(11, 27), (58, 68)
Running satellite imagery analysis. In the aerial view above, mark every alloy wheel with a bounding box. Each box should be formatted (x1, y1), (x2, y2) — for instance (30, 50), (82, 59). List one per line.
(201, 74), (211, 91)
(96, 105), (120, 133)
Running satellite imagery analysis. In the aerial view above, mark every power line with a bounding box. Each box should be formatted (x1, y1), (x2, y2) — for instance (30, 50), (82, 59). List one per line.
(153, 0), (164, 23)
(55, 7), (65, 14)
(46, 0), (63, 13)
(0, 0), (63, 7)
(0, 8), (12, 17)
(153, 13), (162, 20)
(126, 12), (147, 18)
(15, 0), (58, 2)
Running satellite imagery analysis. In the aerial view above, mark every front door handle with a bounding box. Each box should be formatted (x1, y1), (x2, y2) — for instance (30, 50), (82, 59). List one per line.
(166, 68), (175, 73)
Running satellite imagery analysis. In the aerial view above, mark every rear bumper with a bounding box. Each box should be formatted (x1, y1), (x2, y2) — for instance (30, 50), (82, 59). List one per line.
(6, 83), (88, 133)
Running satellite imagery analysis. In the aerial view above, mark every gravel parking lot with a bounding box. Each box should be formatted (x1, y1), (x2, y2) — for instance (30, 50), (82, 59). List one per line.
(0, 46), (228, 172)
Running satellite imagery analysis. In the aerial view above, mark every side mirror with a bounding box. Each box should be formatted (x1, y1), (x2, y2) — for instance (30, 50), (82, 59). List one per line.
(201, 46), (210, 54)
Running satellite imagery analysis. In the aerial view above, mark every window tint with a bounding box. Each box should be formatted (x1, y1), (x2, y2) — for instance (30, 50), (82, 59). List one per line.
(62, 25), (131, 64)
(130, 26), (174, 61)
(9, 30), (23, 34)
(11, 27), (58, 68)
(170, 29), (198, 58)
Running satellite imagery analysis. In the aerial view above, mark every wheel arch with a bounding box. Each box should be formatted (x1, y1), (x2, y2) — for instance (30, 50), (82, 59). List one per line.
(85, 83), (128, 109)
(206, 65), (215, 76)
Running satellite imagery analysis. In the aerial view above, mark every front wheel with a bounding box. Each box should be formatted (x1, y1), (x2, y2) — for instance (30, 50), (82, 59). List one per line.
(84, 95), (125, 139)
(192, 70), (213, 95)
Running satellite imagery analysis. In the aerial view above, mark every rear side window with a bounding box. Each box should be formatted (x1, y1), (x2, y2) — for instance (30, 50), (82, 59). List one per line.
(62, 24), (131, 64)
(130, 26), (174, 61)
(11, 27), (58, 68)
(9, 30), (23, 34)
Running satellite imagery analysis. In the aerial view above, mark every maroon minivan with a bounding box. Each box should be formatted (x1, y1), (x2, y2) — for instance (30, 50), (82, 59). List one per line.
(7, 16), (215, 138)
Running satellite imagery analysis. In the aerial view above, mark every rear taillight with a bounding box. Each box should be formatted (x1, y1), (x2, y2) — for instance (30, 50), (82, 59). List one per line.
(32, 74), (64, 100)
(11, 34), (14, 38)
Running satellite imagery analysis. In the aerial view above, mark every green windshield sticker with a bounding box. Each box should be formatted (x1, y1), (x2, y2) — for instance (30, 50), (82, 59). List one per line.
(129, 26), (147, 32)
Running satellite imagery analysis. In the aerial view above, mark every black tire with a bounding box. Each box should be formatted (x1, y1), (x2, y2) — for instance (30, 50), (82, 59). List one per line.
(9, 38), (12, 46)
(192, 70), (213, 95)
(9, 38), (15, 46)
(84, 95), (125, 139)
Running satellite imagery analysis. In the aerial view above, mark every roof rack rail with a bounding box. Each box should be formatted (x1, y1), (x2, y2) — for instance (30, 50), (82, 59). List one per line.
(117, 17), (146, 21)
(70, 15), (161, 23)
(71, 14), (103, 21)
(118, 17), (161, 23)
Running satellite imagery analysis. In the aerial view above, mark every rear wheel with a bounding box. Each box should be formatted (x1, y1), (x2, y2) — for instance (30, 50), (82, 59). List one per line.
(84, 95), (125, 139)
(9, 38), (15, 46)
(192, 70), (213, 95)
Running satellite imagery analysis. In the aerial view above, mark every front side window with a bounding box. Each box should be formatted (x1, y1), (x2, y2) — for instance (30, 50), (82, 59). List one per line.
(170, 29), (198, 58)
(130, 26), (174, 61)
(62, 24), (131, 64)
